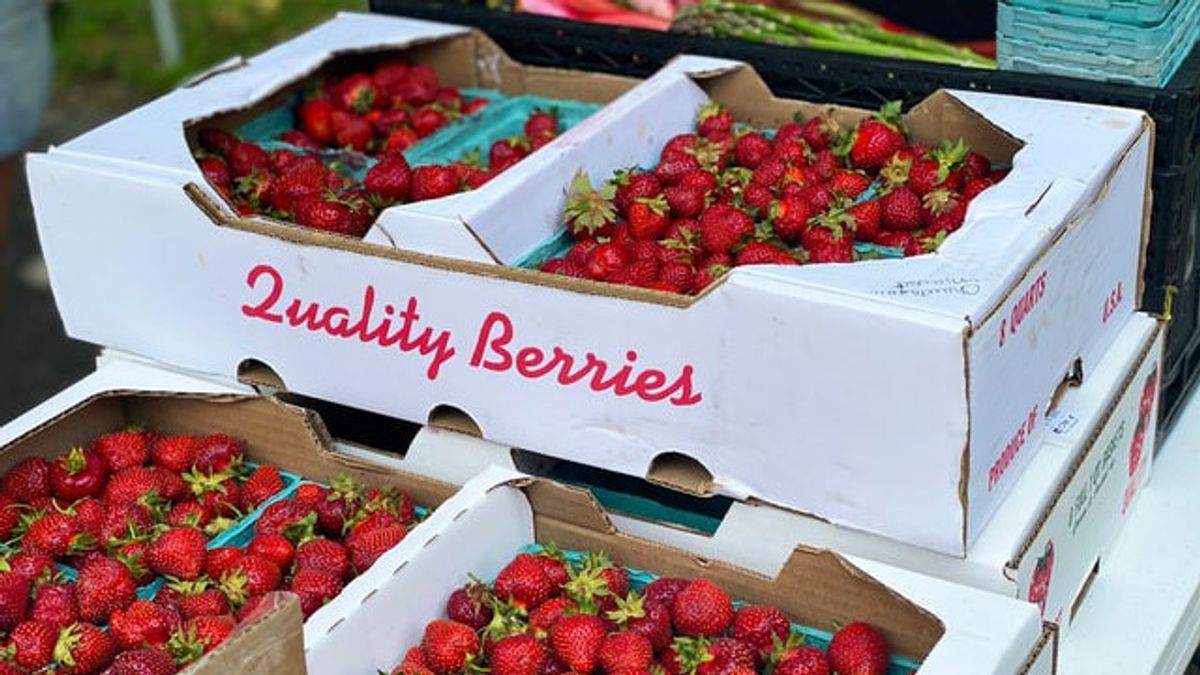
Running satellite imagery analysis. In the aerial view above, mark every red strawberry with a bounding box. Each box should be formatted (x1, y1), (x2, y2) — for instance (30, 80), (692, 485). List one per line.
(527, 596), (575, 640)
(410, 165), (460, 202)
(294, 538), (350, 581)
(23, 511), (94, 558)
(240, 465), (284, 511)
(664, 184), (706, 219)
(279, 129), (322, 151)
(0, 571), (31, 631)
(437, 88), (464, 111)
(75, 556), (136, 623)
(880, 186), (922, 231)
(697, 102), (734, 138)
(100, 502), (153, 546)
(10, 620), (58, 670)
(228, 142), (270, 177)
(169, 615), (235, 664)
(735, 241), (796, 266)
(198, 157), (231, 195)
(255, 499), (316, 538)
(241, 534), (292, 572)
(658, 262), (696, 294)
(775, 648), (829, 675)
(751, 157), (787, 188)
(292, 194), (359, 236)
(803, 213), (854, 264)
(672, 579), (733, 637)
(298, 98), (337, 144)
(827, 622), (889, 675)
(366, 156), (414, 204)
(413, 106), (450, 138)
(348, 524), (407, 573)
(290, 567), (344, 618)
(219, 554), (281, 607)
(372, 60), (412, 98)
(921, 189), (966, 234)
(694, 255), (732, 291)
(102, 468), (164, 509)
(628, 196), (670, 242)
(271, 162), (342, 215)
(150, 435), (198, 474)
(178, 587), (230, 620)
(106, 648), (178, 675)
(166, 501), (211, 530)
(446, 583), (494, 631)
(696, 638), (757, 675)
(585, 243), (630, 281)
(333, 73), (379, 114)
(0, 493), (18, 540)
(770, 197), (812, 243)
(737, 184), (770, 217)
(812, 149), (839, 180)
(847, 200), (882, 241)
(3, 457), (51, 501)
(963, 178), (992, 201)
(827, 170), (870, 199)
(8, 550), (56, 581)
(550, 614), (607, 675)
(91, 430), (152, 472)
(393, 64), (440, 106)
(330, 112), (372, 152)
(293, 483), (326, 507)
(383, 125), (419, 154)
(654, 154), (701, 186)
(525, 109), (559, 140)
(698, 204), (754, 255)
(847, 103), (905, 171)
(197, 128), (237, 155)
(109, 600), (180, 651)
(732, 605), (789, 661)
(608, 593), (671, 652)
(192, 435), (243, 475)
(490, 137), (530, 167)
(964, 151), (991, 179)
(66, 498), (105, 543)
(773, 121), (805, 146)
(147, 528), (206, 581)
(872, 231), (922, 256)
(734, 133), (772, 169)
(423, 620), (480, 675)
(802, 115), (836, 151)
(29, 582), (76, 630)
(772, 140), (808, 166)
(495, 552), (558, 610)
(491, 633), (547, 675)
(598, 631), (653, 673)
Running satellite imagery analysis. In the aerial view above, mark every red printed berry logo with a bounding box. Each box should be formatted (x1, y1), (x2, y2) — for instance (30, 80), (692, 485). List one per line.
(1027, 540), (1055, 615)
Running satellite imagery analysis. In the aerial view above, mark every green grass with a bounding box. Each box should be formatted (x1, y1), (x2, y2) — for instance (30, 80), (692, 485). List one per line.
(50, 0), (367, 98)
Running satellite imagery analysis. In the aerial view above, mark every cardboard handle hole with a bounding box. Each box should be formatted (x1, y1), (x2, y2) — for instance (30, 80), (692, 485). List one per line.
(274, 391), (421, 459)
(237, 358), (286, 392)
(511, 448), (732, 536)
(427, 405), (483, 437)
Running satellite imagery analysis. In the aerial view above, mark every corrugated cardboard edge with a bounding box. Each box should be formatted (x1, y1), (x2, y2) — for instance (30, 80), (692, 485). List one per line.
(188, 592), (307, 674)
(183, 183), (696, 309)
(1004, 319), (1164, 572)
(1016, 623), (1059, 675)
(959, 327), (973, 553)
(513, 477), (946, 661)
(1134, 112), (1156, 309)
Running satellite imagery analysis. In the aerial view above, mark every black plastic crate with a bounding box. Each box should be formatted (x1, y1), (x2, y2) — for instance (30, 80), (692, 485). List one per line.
(371, 0), (1200, 425)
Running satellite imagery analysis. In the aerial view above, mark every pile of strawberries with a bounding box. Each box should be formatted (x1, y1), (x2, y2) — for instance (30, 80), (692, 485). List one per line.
(391, 547), (893, 675)
(192, 60), (563, 238)
(0, 429), (421, 674)
(538, 100), (1008, 295)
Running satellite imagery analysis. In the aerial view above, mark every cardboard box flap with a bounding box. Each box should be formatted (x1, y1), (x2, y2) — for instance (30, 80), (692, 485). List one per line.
(523, 478), (944, 660)
(0, 390), (460, 510)
(189, 592), (307, 674)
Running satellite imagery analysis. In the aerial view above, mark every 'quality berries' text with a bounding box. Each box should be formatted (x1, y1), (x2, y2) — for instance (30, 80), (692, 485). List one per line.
(240, 263), (703, 407)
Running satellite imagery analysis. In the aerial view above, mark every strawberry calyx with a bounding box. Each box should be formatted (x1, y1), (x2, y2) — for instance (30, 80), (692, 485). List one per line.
(605, 591), (648, 627)
(203, 513), (239, 537)
(635, 195), (669, 216)
(871, 100), (906, 134)
(688, 138), (727, 172)
(60, 447), (89, 475)
(563, 563), (610, 615)
(810, 210), (853, 239)
(696, 101), (727, 125)
(671, 636), (715, 675)
(281, 511), (318, 545)
(53, 623), (85, 668)
(879, 154), (912, 187)
(564, 170), (618, 237)
(931, 138), (968, 183)
(167, 625), (207, 665)
(218, 569), (253, 608)
(764, 630), (805, 670)
(921, 189), (959, 217)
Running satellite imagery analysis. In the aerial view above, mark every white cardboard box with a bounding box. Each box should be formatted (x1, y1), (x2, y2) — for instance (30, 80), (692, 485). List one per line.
(26, 14), (1152, 555)
(606, 311), (1161, 637)
(305, 466), (1055, 675)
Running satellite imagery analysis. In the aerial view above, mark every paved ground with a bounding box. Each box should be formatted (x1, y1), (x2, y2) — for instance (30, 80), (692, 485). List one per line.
(0, 88), (144, 425)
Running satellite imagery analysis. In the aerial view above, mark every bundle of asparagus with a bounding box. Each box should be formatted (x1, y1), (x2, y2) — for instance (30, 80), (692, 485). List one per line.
(671, 0), (995, 68)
